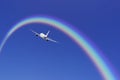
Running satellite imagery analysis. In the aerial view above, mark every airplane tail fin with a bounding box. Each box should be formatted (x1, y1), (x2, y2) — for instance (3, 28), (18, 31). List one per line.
(46, 30), (50, 37)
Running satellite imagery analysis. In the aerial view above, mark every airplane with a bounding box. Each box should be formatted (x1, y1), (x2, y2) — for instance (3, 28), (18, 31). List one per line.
(30, 29), (57, 43)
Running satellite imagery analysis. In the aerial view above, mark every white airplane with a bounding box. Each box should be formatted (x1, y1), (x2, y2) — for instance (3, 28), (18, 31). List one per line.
(30, 30), (57, 43)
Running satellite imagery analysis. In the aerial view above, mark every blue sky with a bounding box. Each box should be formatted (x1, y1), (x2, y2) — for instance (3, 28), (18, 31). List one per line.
(0, 0), (120, 80)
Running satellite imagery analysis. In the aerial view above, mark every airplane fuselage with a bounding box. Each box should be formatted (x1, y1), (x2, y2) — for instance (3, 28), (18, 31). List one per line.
(39, 33), (48, 41)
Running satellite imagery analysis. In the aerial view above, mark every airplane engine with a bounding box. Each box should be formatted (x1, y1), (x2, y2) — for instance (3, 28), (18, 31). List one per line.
(36, 34), (38, 36)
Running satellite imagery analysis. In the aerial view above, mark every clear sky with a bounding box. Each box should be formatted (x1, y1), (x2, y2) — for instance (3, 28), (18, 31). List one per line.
(0, 0), (120, 80)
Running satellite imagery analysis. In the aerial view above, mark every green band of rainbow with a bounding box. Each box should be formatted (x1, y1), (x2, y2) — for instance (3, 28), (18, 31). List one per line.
(0, 16), (118, 80)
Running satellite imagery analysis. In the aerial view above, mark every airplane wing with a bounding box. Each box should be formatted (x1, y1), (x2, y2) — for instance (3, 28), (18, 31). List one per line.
(47, 37), (58, 43)
(30, 29), (39, 36)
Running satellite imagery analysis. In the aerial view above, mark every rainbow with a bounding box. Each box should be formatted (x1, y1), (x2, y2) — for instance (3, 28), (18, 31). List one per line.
(0, 16), (118, 80)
